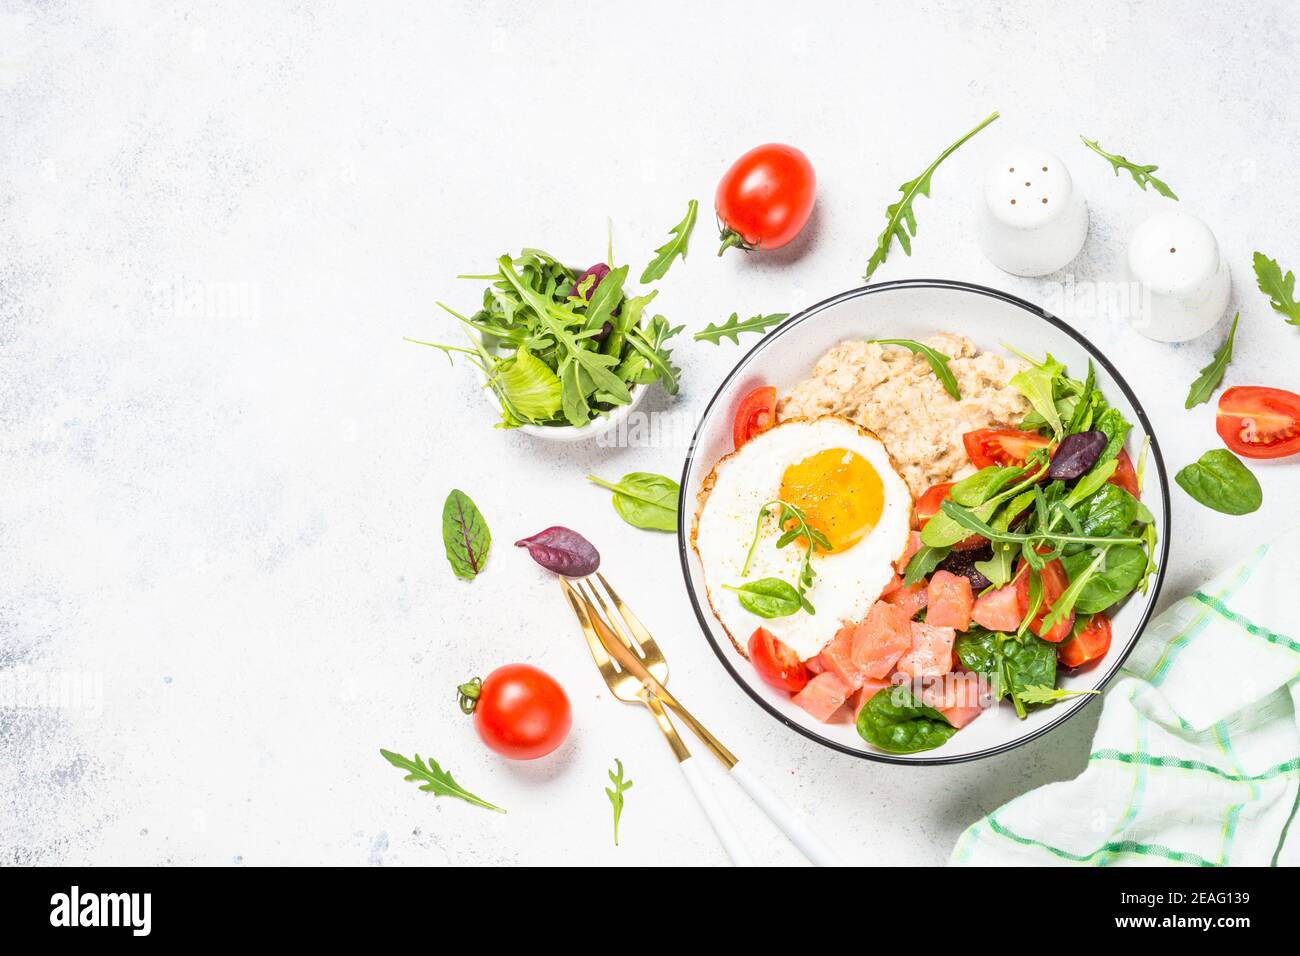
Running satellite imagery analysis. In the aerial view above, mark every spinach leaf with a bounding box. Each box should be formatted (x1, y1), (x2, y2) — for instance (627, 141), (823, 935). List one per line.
(1079, 483), (1138, 538)
(587, 472), (679, 532)
(442, 489), (491, 580)
(722, 578), (804, 618)
(950, 466), (1022, 506)
(1093, 407), (1132, 467)
(855, 686), (956, 754)
(1062, 544), (1146, 614)
(869, 339), (961, 399)
(1175, 449), (1262, 516)
(953, 627), (999, 674)
(1000, 633), (1058, 706)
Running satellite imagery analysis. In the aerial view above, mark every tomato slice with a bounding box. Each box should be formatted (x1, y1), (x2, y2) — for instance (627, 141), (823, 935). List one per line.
(1108, 448), (1140, 498)
(1014, 556), (1073, 643)
(915, 482), (985, 551)
(747, 628), (810, 693)
(963, 428), (1052, 471)
(733, 386), (777, 450)
(1216, 386), (1300, 460)
(1058, 613), (1112, 670)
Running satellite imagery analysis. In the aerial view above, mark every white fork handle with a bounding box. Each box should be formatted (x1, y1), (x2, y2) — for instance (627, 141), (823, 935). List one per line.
(679, 757), (753, 866)
(729, 761), (841, 866)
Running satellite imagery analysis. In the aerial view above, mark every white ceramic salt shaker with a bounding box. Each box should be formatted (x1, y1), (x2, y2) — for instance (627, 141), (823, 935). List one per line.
(1125, 210), (1231, 342)
(976, 148), (1088, 276)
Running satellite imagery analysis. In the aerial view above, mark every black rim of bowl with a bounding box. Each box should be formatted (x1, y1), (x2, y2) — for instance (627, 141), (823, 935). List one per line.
(676, 278), (1171, 766)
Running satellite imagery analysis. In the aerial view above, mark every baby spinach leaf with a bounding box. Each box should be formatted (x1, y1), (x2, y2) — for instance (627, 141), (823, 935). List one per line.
(442, 489), (491, 580)
(1185, 312), (1239, 409)
(1000, 633), (1058, 708)
(1093, 407), (1132, 467)
(1078, 483), (1139, 538)
(722, 578), (804, 618)
(1068, 544), (1146, 614)
(953, 627), (999, 674)
(587, 472), (679, 532)
(640, 200), (698, 284)
(1175, 449), (1262, 515)
(855, 686), (956, 754)
(950, 465), (1022, 506)
(870, 338), (961, 399)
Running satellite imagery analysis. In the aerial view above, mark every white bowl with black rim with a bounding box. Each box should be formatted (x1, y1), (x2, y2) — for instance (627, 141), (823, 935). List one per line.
(676, 279), (1170, 765)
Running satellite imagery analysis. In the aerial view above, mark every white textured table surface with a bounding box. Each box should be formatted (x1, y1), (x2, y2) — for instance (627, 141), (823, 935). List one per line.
(4, 1), (1299, 866)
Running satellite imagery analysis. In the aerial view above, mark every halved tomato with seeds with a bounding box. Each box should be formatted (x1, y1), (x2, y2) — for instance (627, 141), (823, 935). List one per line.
(963, 428), (1052, 471)
(1215, 386), (1300, 460)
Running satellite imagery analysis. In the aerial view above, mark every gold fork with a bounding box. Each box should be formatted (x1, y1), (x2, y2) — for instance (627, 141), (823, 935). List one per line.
(564, 573), (841, 867)
(560, 578), (753, 865)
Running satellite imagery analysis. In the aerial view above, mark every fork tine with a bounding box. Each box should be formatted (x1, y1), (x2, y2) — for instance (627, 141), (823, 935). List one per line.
(559, 578), (615, 671)
(595, 572), (657, 653)
(578, 577), (640, 655)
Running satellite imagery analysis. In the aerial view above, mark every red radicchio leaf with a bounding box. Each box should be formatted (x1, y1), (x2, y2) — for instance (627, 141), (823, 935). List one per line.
(514, 526), (600, 576)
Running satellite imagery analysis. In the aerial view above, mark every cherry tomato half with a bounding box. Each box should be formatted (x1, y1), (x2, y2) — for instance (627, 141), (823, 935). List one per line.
(963, 428), (1052, 471)
(915, 482), (985, 551)
(458, 664), (571, 760)
(1058, 613), (1112, 670)
(747, 628), (810, 693)
(715, 144), (816, 255)
(733, 385), (777, 450)
(1014, 556), (1073, 643)
(1108, 448), (1140, 498)
(1215, 386), (1300, 460)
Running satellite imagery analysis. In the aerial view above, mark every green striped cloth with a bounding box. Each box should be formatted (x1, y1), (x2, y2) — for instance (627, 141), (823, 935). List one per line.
(952, 528), (1300, 867)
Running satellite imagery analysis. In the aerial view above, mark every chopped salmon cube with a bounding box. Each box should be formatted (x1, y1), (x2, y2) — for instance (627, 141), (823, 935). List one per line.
(851, 601), (913, 679)
(878, 573), (904, 599)
(971, 583), (1021, 632)
(815, 623), (867, 690)
(881, 581), (928, 619)
(895, 622), (957, 679)
(921, 672), (990, 728)
(926, 570), (974, 631)
(792, 671), (852, 722)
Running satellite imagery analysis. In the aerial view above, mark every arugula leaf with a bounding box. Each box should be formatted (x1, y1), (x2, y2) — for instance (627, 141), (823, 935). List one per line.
(694, 312), (790, 345)
(587, 472), (679, 532)
(442, 489), (491, 580)
(864, 111), (1000, 280)
(903, 544), (950, 587)
(1185, 312), (1239, 408)
(1252, 252), (1300, 325)
(379, 749), (505, 813)
(605, 758), (632, 846)
(1016, 685), (1100, 706)
(1175, 449), (1262, 515)
(640, 200), (698, 283)
(1080, 136), (1178, 200)
(870, 338), (962, 399)
(722, 578), (805, 618)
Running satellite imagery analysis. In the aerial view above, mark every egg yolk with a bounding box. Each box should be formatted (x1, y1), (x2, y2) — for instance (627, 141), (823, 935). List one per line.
(778, 448), (884, 552)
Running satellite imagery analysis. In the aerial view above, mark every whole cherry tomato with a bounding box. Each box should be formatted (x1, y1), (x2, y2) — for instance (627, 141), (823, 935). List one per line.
(715, 144), (816, 255)
(458, 664), (571, 760)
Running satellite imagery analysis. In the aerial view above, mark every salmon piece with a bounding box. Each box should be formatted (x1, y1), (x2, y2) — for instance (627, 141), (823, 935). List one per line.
(921, 672), (990, 728)
(815, 623), (866, 690)
(792, 671), (852, 722)
(926, 570), (974, 631)
(850, 602), (913, 679)
(971, 583), (1021, 632)
(851, 678), (893, 722)
(895, 622), (956, 679)
(878, 573), (903, 599)
(881, 581), (928, 619)
(894, 530), (923, 574)
(804, 655), (825, 675)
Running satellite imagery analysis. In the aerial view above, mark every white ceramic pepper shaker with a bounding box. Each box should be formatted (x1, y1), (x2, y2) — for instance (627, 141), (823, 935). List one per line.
(976, 147), (1088, 276)
(1125, 209), (1231, 342)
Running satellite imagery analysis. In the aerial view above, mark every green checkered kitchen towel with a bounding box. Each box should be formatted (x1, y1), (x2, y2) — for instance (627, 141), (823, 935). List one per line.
(952, 527), (1300, 867)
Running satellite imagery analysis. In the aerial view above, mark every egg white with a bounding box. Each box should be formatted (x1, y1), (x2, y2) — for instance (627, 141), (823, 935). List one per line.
(693, 416), (912, 662)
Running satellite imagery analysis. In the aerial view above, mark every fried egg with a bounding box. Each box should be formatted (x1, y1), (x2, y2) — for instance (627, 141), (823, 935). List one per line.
(693, 416), (911, 662)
